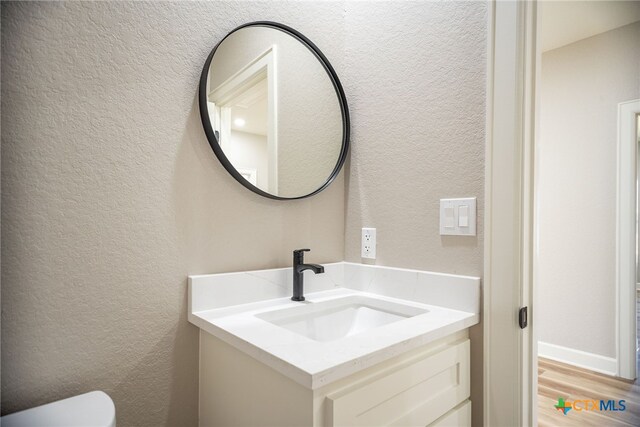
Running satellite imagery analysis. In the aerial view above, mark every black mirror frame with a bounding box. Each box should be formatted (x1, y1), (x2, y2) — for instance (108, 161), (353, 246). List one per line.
(198, 21), (350, 200)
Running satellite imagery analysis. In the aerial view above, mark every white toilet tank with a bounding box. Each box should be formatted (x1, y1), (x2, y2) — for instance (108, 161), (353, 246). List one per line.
(0, 391), (115, 427)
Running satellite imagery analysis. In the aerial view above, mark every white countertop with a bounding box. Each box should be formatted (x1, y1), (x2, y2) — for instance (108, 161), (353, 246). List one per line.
(189, 263), (480, 390)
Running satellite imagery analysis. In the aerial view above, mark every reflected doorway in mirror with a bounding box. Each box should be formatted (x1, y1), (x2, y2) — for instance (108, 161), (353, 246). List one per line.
(207, 47), (278, 194)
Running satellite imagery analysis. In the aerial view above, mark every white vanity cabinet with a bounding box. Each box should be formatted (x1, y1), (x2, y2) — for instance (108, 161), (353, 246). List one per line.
(190, 263), (480, 427)
(198, 329), (471, 427)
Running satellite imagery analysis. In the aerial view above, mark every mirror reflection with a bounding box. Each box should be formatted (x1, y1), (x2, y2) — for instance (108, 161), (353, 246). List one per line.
(201, 24), (348, 199)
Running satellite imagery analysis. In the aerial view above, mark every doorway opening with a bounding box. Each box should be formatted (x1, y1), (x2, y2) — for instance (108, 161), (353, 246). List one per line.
(534, 3), (640, 426)
(484, 2), (640, 425)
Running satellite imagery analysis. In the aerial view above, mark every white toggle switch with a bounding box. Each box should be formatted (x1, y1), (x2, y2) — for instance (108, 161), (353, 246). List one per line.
(444, 206), (455, 228)
(440, 197), (476, 236)
(458, 205), (469, 227)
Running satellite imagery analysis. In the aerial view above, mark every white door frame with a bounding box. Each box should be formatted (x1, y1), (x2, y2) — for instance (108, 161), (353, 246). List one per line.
(487, 1), (640, 423)
(209, 47), (279, 194)
(484, 1), (538, 426)
(617, 99), (639, 380)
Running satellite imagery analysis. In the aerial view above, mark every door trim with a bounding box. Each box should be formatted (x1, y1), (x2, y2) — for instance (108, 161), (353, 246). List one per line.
(616, 98), (640, 380)
(484, 1), (538, 426)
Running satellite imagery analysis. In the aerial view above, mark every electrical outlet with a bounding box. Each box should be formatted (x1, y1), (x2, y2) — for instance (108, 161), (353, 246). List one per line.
(361, 228), (376, 259)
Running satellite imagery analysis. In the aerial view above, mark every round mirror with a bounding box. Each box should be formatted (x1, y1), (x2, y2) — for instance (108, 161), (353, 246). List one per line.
(199, 22), (350, 200)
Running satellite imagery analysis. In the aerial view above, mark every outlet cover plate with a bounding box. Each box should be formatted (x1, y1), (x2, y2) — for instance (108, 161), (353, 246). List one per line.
(361, 228), (376, 259)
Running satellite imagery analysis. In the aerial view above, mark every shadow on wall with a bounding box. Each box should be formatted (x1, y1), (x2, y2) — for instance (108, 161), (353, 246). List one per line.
(172, 94), (344, 274)
(100, 95), (211, 426)
(440, 235), (479, 248)
(111, 284), (198, 426)
(172, 94), (286, 273)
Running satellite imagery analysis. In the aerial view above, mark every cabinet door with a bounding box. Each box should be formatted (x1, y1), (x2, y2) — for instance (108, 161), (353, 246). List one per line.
(326, 339), (470, 427)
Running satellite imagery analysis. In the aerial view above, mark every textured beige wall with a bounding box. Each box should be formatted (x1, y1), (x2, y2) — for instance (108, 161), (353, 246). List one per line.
(342, 2), (487, 425)
(2, 1), (488, 426)
(537, 22), (640, 358)
(343, 2), (486, 273)
(1, 2), (345, 425)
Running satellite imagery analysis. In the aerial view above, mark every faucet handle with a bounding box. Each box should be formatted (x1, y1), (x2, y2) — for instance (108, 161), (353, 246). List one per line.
(293, 248), (310, 263)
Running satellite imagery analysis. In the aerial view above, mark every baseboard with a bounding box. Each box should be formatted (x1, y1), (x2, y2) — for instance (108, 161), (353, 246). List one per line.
(538, 341), (617, 376)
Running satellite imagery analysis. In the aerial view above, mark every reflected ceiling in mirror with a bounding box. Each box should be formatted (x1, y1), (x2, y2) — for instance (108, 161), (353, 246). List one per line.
(199, 22), (349, 200)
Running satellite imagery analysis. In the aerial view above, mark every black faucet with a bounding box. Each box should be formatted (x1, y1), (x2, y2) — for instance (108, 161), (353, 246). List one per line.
(292, 249), (324, 301)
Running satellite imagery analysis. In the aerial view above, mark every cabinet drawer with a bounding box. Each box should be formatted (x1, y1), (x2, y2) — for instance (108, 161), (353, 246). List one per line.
(430, 400), (471, 427)
(326, 339), (470, 427)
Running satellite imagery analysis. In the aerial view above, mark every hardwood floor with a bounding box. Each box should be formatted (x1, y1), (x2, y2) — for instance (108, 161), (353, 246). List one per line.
(537, 293), (640, 426)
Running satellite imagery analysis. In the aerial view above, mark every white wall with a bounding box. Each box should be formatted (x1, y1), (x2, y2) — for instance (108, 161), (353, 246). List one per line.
(228, 130), (268, 189)
(537, 22), (640, 359)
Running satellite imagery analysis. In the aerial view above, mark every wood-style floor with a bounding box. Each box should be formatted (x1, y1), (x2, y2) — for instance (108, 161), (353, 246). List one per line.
(537, 293), (640, 426)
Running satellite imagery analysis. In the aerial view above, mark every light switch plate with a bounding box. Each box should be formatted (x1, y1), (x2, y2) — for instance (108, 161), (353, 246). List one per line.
(439, 198), (476, 236)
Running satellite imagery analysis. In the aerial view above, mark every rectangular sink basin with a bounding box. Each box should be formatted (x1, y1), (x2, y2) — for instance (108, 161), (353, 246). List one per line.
(256, 295), (428, 342)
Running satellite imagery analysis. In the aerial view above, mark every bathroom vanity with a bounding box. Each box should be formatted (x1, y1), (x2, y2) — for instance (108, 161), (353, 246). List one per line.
(189, 262), (480, 426)
(193, 21), (480, 426)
